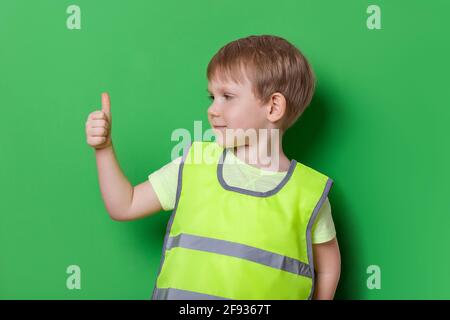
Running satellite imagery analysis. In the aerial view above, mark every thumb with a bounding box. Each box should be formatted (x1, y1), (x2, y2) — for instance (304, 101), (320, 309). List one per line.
(101, 92), (111, 121)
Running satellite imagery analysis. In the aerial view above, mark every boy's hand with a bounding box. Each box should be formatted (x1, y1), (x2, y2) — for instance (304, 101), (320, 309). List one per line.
(85, 92), (113, 150)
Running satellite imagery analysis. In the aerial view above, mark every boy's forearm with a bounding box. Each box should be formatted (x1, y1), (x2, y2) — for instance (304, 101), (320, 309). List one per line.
(313, 271), (340, 300)
(312, 238), (341, 300)
(95, 144), (133, 220)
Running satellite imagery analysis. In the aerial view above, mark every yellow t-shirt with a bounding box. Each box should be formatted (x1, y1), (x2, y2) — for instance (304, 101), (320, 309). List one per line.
(148, 149), (336, 244)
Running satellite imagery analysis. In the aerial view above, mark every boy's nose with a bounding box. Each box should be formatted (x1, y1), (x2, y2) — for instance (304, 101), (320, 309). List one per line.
(207, 104), (220, 117)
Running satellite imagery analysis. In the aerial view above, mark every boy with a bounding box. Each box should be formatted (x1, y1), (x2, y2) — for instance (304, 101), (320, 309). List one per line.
(86, 35), (340, 300)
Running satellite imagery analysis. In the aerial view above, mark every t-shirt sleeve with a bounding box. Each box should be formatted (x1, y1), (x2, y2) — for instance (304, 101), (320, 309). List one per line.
(311, 197), (336, 244)
(148, 156), (182, 211)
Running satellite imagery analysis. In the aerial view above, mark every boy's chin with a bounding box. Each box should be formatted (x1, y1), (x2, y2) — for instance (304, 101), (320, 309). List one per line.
(212, 130), (250, 148)
(213, 137), (245, 149)
(213, 138), (229, 148)
(212, 136), (230, 148)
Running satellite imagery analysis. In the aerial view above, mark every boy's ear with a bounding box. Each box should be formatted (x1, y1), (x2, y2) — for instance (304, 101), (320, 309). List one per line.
(266, 92), (287, 123)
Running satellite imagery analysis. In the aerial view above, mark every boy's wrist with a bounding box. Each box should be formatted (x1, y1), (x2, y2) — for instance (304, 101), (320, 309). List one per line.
(94, 143), (114, 154)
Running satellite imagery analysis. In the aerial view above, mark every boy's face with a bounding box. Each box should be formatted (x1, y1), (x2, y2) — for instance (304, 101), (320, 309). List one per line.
(207, 75), (269, 148)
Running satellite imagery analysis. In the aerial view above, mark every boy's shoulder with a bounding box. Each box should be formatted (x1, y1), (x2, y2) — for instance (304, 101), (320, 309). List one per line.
(292, 159), (334, 194)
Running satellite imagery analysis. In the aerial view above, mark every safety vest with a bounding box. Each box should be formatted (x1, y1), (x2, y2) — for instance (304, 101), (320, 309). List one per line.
(151, 140), (333, 300)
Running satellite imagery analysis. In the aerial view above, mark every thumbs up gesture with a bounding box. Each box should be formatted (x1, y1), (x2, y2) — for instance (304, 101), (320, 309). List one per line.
(85, 92), (113, 150)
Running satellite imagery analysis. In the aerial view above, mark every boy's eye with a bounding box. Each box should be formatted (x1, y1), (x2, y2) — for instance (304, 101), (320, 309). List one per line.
(208, 94), (232, 101)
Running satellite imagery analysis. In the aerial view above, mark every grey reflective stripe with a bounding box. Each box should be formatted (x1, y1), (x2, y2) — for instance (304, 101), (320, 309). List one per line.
(166, 233), (312, 278)
(217, 147), (298, 197)
(151, 142), (193, 300)
(154, 287), (231, 300)
(306, 177), (334, 300)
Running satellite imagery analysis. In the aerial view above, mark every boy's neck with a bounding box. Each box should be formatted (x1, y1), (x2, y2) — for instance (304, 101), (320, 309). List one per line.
(231, 134), (291, 172)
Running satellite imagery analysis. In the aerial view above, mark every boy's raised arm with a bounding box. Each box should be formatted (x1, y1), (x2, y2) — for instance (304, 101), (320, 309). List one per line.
(86, 93), (162, 221)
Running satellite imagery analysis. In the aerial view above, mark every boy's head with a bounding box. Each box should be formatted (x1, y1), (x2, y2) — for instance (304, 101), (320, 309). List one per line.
(206, 35), (316, 148)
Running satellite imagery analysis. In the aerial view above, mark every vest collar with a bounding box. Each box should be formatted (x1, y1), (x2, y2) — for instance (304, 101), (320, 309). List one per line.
(216, 147), (297, 197)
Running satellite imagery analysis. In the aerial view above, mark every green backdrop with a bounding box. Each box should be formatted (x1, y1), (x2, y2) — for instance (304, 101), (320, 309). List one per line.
(1, 0), (449, 299)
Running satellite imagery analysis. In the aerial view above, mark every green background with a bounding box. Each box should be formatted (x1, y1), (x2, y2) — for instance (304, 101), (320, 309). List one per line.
(1, 0), (449, 299)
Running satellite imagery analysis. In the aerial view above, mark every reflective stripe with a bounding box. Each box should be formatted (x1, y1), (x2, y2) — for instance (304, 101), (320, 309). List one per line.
(217, 147), (298, 197)
(154, 287), (231, 300)
(166, 232), (312, 278)
(306, 177), (334, 300)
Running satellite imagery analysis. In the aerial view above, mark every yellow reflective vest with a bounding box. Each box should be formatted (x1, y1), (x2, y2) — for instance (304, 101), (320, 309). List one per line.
(152, 140), (334, 300)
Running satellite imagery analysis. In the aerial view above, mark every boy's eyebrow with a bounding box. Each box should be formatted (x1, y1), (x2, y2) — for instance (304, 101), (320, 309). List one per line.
(206, 86), (237, 94)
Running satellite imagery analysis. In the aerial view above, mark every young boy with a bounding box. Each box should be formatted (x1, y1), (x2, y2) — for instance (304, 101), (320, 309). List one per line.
(86, 35), (340, 300)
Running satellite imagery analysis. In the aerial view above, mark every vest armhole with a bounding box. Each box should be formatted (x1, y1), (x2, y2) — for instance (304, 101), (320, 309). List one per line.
(307, 177), (334, 300)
